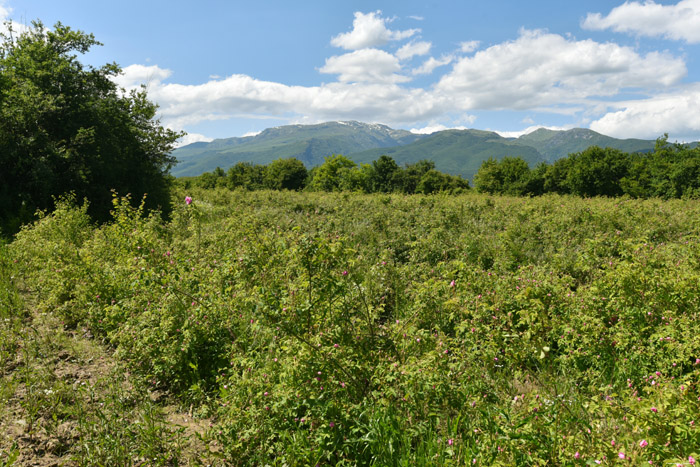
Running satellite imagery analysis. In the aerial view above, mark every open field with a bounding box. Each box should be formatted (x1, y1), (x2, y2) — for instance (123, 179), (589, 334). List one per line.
(2, 189), (700, 465)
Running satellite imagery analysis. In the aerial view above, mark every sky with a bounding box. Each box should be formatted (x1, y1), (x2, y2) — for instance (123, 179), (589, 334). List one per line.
(3, 0), (700, 146)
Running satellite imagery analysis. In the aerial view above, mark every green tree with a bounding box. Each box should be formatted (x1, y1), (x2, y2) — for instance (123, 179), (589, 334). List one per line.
(369, 155), (400, 193)
(0, 21), (182, 234)
(308, 154), (356, 191)
(416, 169), (469, 194)
(400, 160), (435, 194)
(264, 157), (308, 191)
(565, 146), (630, 197)
(473, 156), (531, 195)
(227, 162), (266, 190)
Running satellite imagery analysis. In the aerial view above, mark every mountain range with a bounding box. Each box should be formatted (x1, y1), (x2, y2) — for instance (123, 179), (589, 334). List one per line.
(171, 121), (667, 180)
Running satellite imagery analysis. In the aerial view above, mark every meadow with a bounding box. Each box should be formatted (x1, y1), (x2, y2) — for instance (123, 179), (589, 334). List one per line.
(2, 188), (700, 466)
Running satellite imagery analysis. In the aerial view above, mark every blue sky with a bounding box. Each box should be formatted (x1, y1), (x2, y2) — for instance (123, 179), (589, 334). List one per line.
(3, 0), (700, 145)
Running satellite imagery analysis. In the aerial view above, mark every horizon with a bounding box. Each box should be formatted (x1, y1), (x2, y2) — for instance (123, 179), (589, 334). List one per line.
(3, 1), (700, 145)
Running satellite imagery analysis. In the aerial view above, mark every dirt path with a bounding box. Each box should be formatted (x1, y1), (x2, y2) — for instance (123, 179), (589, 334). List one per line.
(0, 299), (220, 466)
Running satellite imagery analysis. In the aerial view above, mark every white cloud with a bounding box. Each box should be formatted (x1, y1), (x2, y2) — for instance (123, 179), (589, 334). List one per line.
(113, 64), (173, 90)
(0, 2), (32, 38)
(412, 55), (454, 75)
(410, 124), (466, 134)
(135, 71), (446, 131)
(583, 0), (700, 43)
(319, 48), (410, 83)
(109, 12), (700, 143)
(436, 29), (686, 111)
(459, 40), (480, 53)
(589, 85), (700, 139)
(175, 133), (214, 148)
(495, 125), (573, 138)
(396, 40), (432, 60)
(330, 11), (419, 50)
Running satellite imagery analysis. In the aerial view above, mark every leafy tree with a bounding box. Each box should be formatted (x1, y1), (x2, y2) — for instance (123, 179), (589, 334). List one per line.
(564, 146), (630, 197)
(400, 160), (435, 194)
(264, 157), (308, 191)
(308, 154), (356, 191)
(416, 169), (469, 194)
(337, 163), (373, 192)
(227, 162), (266, 190)
(196, 167), (228, 189)
(0, 21), (182, 234)
(473, 157), (531, 195)
(369, 155), (400, 193)
(543, 157), (573, 194)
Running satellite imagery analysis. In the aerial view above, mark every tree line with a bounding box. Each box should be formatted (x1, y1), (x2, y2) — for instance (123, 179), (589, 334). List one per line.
(473, 137), (700, 198)
(182, 154), (470, 195)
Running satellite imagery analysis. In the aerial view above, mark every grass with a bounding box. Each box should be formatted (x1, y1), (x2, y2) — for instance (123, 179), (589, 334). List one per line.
(0, 244), (218, 466)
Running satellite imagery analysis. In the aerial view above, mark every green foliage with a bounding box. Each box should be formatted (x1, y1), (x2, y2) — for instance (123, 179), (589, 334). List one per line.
(264, 157), (308, 191)
(227, 161), (266, 190)
(308, 154), (356, 192)
(9, 189), (700, 465)
(369, 154), (401, 192)
(474, 140), (700, 200)
(564, 146), (630, 197)
(474, 156), (531, 195)
(0, 21), (182, 234)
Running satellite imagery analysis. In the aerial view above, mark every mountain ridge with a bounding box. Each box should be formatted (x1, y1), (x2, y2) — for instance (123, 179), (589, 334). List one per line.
(171, 121), (670, 179)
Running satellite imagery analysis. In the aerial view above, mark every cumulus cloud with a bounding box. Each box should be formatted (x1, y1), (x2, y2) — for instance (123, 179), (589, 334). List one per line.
(113, 64), (173, 90)
(330, 11), (419, 50)
(583, 0), (700, 43)
(436, 29), (686, 111)
(495, 125), (574, 138)
(0, 2), (32, 38)
(133, 71), (446, 131)
(396, 40), (432, 60)
(109, 11), (700, 142)
(412, 55), (454, 75)
(459, 41), (480, 53)
(319, 48), (410, 83)
(589, 85), (700, 139)
(175, 133), (214, 147)
(410, 123), (468, 134)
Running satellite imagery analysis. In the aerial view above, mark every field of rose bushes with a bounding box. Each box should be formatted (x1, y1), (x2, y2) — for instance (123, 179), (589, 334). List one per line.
(4, 188), (700, 465)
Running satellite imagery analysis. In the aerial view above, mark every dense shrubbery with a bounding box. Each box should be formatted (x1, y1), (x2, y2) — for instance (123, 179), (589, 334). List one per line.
(8, 189), (700, 465)
(474, 137), (700, 199)
(183, 154), (470, 195)
(0, 22), (181, 236)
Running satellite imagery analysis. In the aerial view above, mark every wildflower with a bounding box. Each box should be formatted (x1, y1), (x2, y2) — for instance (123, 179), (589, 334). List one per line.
(185, 196), (192, 205)
(651, 407), (658, 413)
(619, 452), (625, 459)
(575, 452), (580, 459)
(690, 456), (696, 465)
(450, 280), (455, 287)
(448, 439), (453, 445)
(639, 439), (648, 448)
(329, 422), (335, 428)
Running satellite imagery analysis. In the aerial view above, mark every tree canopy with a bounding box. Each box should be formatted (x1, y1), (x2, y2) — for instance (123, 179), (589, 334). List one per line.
(0, 21), (182, 235)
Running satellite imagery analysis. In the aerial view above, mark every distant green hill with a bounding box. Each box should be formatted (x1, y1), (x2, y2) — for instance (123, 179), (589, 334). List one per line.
(171, 121), (688, 180)
(517, 128), (656, 162)
(350, 129), (544, 180)
(172, 121), (422, 177)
